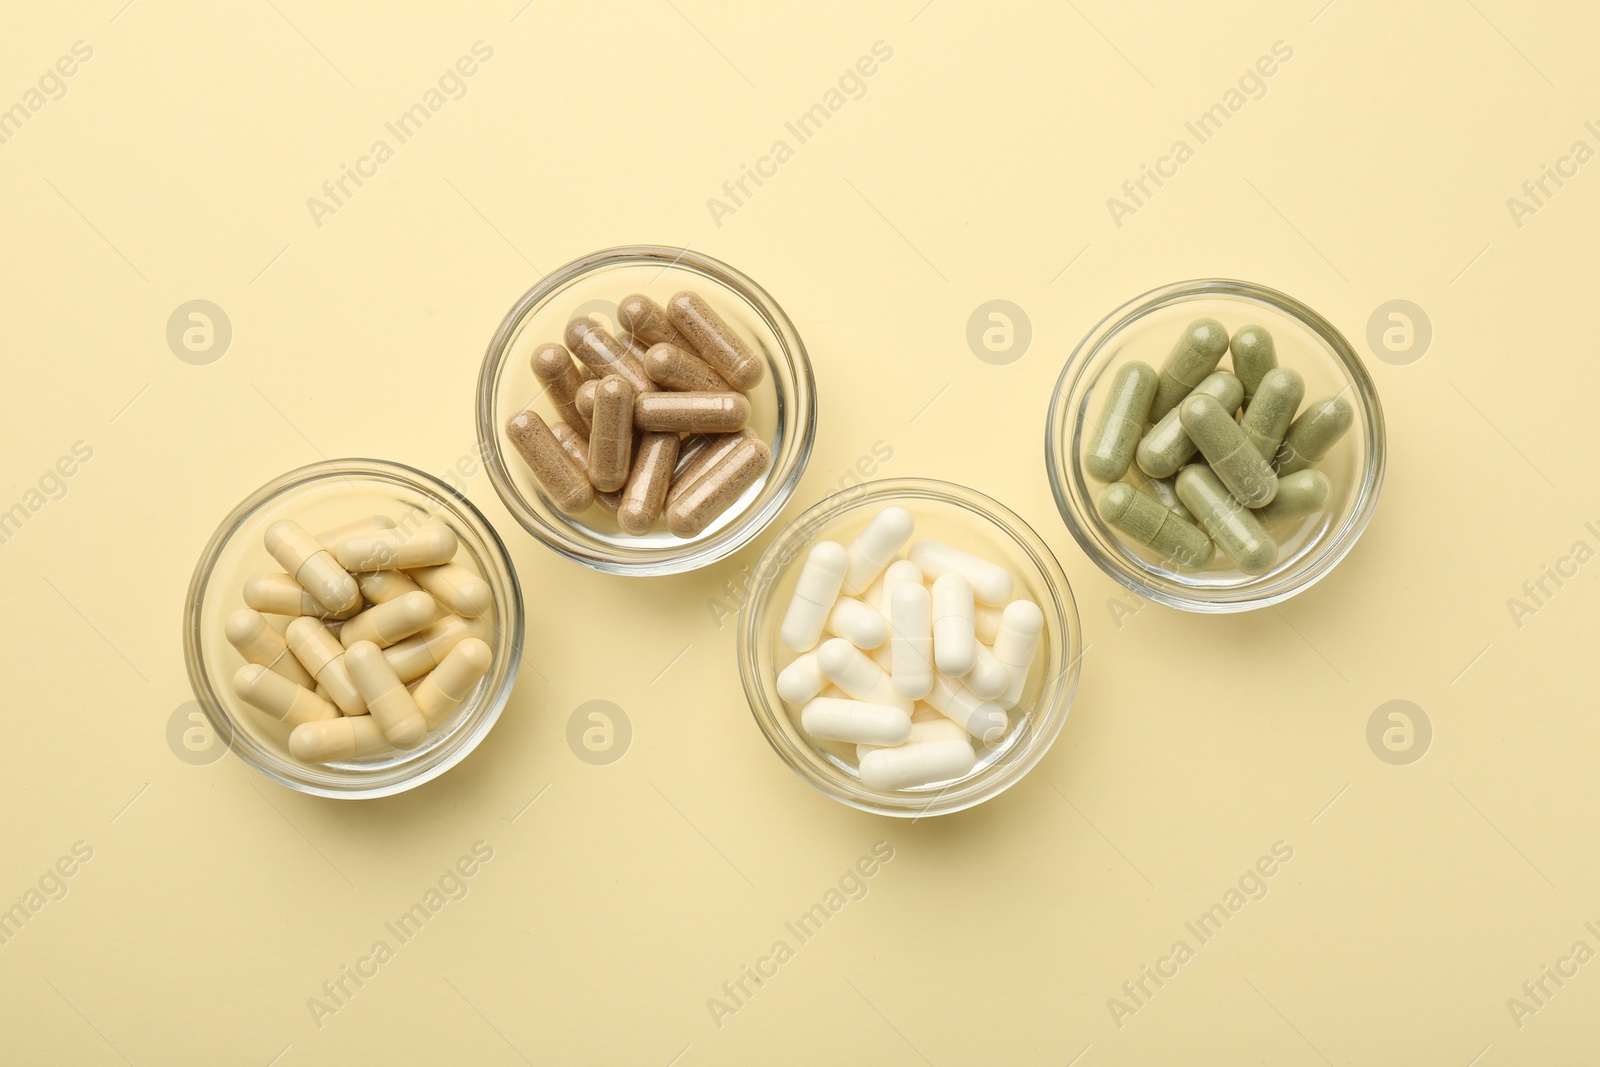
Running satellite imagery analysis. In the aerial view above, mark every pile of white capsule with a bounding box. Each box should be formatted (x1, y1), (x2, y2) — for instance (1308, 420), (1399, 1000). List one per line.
(774, 507), (1045, 792)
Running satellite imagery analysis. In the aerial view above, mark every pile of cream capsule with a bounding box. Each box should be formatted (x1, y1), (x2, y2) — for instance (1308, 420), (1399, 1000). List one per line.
(225, 514), (495, 764)
(774, 507), (1045, 792)
(1085, 319), (1354, 574)
(505, 291), (772, 538)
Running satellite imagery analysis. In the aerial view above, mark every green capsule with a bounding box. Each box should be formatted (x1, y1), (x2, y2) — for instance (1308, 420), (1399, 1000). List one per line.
(1229, 324), (1277, 402)
(1084, 361), (1158, 481)
(1134, 470), (1195, 524)
(1135, 371), (1243, 479)
(1178, 393), (1278, 507)
(1097, 482), (1213, 569)
(1174, 464), (1277, 575)
(1276, 395), (1354, 474)
(1239, 367), (1304, 463)
(1252, 469), (1331, 526)
(1149, 318), (1229, 421)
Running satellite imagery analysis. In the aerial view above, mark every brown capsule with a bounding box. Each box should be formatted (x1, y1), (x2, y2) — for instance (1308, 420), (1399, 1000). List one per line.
(620, 293), (695, 351)
(617, 432), (682, 535)
(505, 409), (595, 514)
(635, 391), (750, 434)
(549, 421), (621, 513)
(666, 291), (763, 391)
(531, 343), (590, 433)
(643, 342), (732, 392)
(564, 317), (656, 395)
(587, 375), (636, 493)
(575, 379), (598, 421)
(667, 430), (757, 509)
(667, 435), (771, 538)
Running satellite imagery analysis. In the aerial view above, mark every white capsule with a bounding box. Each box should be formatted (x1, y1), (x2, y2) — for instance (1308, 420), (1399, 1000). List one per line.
(225, 608), (315, 688)
(858, 738), (976, 791)
(800, 697), (911, 745)
(965, 644), (1010, 701)
(776, 651), (826, 705)
(408, 561), (493, 618)
(841, 506), (914, 596)
(888, 584), (934, 700)
(856, 716), (969, 760)
(336, 520), (458, 573)
(410, 637), (493, 729)
(780, 541), (849, 652)
(816, 638), (911, 713)
(909, 540), (1014, 606)
(233, 664), (341, 728)
(931, 573), (977, 677)
(974, 603), (1003, 644)
(993, 600), (1045, 708)
(877, 559), (924, 616)
(339, 590), (438, 649)
(925, 673), (1009, 744)
(825, 597), (888, 650)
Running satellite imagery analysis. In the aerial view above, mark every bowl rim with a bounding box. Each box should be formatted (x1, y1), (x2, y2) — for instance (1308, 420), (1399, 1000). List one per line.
(738, 476), (1082, 818)
(182, 457), (524, 799)
(1046, 277), (1387, 613)
(475, 245), (817, 576)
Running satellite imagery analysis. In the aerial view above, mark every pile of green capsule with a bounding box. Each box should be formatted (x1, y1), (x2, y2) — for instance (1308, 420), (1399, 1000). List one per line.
(1083, 319), (1352, 575)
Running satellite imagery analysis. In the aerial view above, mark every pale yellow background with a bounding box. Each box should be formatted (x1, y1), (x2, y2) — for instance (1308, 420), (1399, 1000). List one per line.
(2, 0), (1597, 1063)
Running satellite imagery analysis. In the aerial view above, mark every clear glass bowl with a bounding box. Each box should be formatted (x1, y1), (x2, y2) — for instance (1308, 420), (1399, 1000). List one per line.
(740, 478), (1082, 818)
(476, 246), (817, 575)
(1047, 279), (1386, 612)
(182, 459), (523, 799)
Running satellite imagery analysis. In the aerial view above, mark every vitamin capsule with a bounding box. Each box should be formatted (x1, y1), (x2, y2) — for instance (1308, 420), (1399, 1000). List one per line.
(858, 738), (976, 791)
(1230, 324), (1278, 403)
(243, 572), (361, 619)
(532, 342), (591, 433)
(931, 573), (976, 677)
(825, 597), (889, 650)
(587, 375), (636, 493)
(633, 392), (750, 435)
(574, 379), (598, 421)
(855, 717), (969, 760)
(615, 432), (681, 535)
(800, 697), (912, 745)
(1135, 371), (1244, 479)
(264, 520), (361, 614)
(619, 293), (696, 350)
(667, 430), (750, 506)
(1276, 395), (1354, 475)
(643, 342), (732, 393)
(1084, 361), (1158, 481)
(842, 506), (915, 597)
(665, 434), (770, 538)
(549, 421), (620, 513)
(339, 590), (437, 649)
(317, 515), (396, 554)
(780, 541), (849, 651)
(877, 559), (924, 617)
(889, 583), (934, 700)
(1239, 367), (1305, 463)
(337, 520), (458, 573)
(1138, 473), (1195, 524)
(356, 569), (422, 605)
(974, 603), (1003, 645)
(233, 664), (341, 728)
(285, 616), (366, 715)
(1252, 469), (1331, 526)
(225, 608), (315, 688)
(289, 714), (392, 764)
(506, 409), (596, 515)
(408, 562), (493, 618)
(345, 640), (428, 749)
(666, 291), (763, 390)
(992, 599), (1044, 708)
(908, 540), (1014, 606)
(1097, 482), (1214, 569)
(1150, 318), (1230, 420)
(817, 638), (913, 712)
(924, 673), (1008, 743)
(964, 644), (1010, 701)
(777, 651), (827, 704)
(563, 317), (655, 395)
(1174, 464), (1277, 574)
(410, 637), (493, 729)
(1179, 393), (1279, 508)
(384, 614), (488, 684)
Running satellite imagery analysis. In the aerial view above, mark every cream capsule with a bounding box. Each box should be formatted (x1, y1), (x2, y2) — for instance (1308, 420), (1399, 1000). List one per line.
(285, 616), (366, 715)
(801, 697), (911, 745)
(620, 293), (696, 350)
(233, 664), (341, 728)
(1135, 371), (1245, 480)
(666, 291), (763, 390)
(1098, 482), (1214, 569)
(506, 409), (595, 515)
(564, 317), (656, 394)
(225, 608), (315, 688)
(617, 432), (681, 535)
(842, 506), (915, 597)
(408, 562), (493, 618)
(665, 435), (770, 538)
(817, 638), (912, 713)
(337, 520), (458, 573)
(1179, 393), (1279, 508)
(634, 391), (750, 434)
(965, 645), (1010, 701)
(909, 540), (1014, 606)
(243, 572), (361, 619)
(931, 573), (977, 677)
(410, 637), (493, 729)
(356, 569), (422, 604)
(549, 420), (622, 514)
(587, 375), (636, 493)
(643, 342), (732, 393)
(1174, 464), (1277, 574)
(924, 673), (1008, 743)
(855, 716), (970, 759)
(781, 541), (849, 651)
(1149, 317), (1230, 421)
(992, 600), (1044, 708)
(1085, 361), (1158, 481)
(345, 640), (428, 749)
(1239, 367), (1305, 463)
(290, 714), (392, 763)
(384, 614), (488, 683)
(339, 590), (437, 649)
(889, 583), (934, 700)
(532, 342), (591, 434)
(317, 515), (396, 554)
(777, 650), (828, 704)
(825, 597), (889, 650)
(1276, 395), (1354, 475)
(1252, 469), (1331, 526)
(858, 738), (976, 791)
(264, 520), (360, 614)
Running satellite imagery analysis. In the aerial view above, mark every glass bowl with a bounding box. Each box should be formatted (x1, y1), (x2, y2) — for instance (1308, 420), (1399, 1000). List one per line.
(183, 459), (523, 799)
(476, 246), (817, 575)
(1047, 279), (1385, 612)
(740, 478), (1082, 818)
